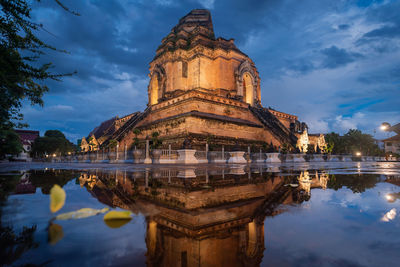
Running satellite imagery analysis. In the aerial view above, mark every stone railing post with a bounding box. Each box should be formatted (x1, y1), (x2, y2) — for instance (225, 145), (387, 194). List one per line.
(116, 143), (119, 161)
(144, 140), (151, 164)
(222, 145), (224, 160)
(168, 144), (171, 160)
(145, 168), (149, 188)
(124, 144), (127, 161)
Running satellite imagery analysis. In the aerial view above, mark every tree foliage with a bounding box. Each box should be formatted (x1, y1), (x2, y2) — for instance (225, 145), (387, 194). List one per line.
(327, 174), (380, 193)
(31, 130), (76, 157)
(325, 129), (384, 156)
(0, 0), (76, 154)
(108, 139), (118, 149)
(0, 128), (23, 158)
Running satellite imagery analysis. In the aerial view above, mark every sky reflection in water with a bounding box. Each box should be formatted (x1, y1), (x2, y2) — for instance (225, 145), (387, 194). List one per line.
(1, 164), (400, 267)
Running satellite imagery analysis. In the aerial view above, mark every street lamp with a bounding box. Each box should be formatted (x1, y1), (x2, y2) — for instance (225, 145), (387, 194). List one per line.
(380, 122), (391, 131)
(356, 152), (361, 156)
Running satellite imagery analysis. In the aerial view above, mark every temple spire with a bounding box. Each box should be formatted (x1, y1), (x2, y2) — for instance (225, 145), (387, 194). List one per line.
(175, 9), (214, 38)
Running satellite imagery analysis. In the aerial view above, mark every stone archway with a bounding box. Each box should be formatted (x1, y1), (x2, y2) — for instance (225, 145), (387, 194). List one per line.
(236, 60), (258, 106)
(148, 65), (166, 106)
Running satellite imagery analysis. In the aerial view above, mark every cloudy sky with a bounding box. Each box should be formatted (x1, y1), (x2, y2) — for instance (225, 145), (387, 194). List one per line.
(23, 0), (400, 142)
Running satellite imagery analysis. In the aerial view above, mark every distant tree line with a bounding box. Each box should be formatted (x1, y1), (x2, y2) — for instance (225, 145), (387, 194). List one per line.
(324, 129), (384, 156)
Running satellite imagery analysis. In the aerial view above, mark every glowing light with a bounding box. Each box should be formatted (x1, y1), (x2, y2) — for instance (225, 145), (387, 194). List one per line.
(380, 122), (391, 131)
(386, 194), (394, 202)
(381, 208), (397, 222)
(356, 152), (361, 156)
(52, 154), (56, 157)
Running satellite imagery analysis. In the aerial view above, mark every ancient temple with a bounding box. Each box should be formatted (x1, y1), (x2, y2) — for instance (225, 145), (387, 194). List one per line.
(82, 9), (323, 151)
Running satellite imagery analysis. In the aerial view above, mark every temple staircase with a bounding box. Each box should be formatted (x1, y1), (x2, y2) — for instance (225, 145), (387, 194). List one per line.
(111, 107), (151, 142)
(249, 106), (297, 145)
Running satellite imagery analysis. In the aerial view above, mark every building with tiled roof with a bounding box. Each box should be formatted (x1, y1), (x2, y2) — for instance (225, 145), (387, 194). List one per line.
(15, 130), (39, 161)
(382, 134), (400, 154)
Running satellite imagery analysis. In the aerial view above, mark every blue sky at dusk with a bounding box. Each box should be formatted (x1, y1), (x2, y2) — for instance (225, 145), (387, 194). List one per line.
(22, 0), (400, 142)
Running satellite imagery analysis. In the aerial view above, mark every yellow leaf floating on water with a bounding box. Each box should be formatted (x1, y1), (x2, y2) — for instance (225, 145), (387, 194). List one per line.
(48, 223), (64, 245)
(50, 185), (66, 213)
(104, 218), (132, 228)
(104, 210), (132, 220)
(103, 210), (132, 229)
(55, 207), (109, 220)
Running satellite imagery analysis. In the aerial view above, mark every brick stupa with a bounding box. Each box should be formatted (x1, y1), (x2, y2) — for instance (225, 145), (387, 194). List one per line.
(82, 9), (323, 150)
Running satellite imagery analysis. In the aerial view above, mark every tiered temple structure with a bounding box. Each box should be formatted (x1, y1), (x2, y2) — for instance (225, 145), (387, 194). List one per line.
(81, 9), (324, 151)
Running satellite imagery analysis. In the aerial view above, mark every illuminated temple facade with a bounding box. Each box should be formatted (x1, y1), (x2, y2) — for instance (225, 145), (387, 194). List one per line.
(81, 9), (324, 151)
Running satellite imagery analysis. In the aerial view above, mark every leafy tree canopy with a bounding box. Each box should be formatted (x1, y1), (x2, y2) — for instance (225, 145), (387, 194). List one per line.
(325, 129), (384, 156)
(44, 130), (66, 139)
(0, 129), (23, 158)
(31, 130), (76, 157)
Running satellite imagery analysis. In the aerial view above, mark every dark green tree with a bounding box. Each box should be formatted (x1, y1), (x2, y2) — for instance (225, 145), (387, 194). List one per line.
(325, 130), (384, 156)
(150, 131), (162, 149)
(0, 129), (23, 158)
(30, 130), (76, 157)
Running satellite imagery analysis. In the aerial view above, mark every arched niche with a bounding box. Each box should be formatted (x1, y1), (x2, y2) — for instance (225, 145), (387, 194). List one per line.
(147, 220), (158, 256)
(236, 60), (258, 106)
(243, 72), (254, 106)
(148, 65), (166, 106)
(246, 221), (257, 257)
(150, 76), (159, 105)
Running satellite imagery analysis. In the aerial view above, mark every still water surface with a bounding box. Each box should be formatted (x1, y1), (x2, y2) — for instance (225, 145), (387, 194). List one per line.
(1, 162), (400, 266)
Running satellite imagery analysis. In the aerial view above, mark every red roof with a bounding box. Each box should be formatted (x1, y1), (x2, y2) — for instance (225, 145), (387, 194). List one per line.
(15, 130), (40, 145)
(382, 134), (400, 142)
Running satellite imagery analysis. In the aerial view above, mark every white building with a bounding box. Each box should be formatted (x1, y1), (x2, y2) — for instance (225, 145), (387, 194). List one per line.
(382, 134), (400, 155)
(15, 130), (39, 161)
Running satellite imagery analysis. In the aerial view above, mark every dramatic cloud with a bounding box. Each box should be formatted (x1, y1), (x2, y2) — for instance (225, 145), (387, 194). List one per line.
(321, 46), (363, 69)
(19, 0), (400, 141)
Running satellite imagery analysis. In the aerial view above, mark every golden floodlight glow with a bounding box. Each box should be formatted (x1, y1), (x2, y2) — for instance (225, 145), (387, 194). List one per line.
(380, 122), (391, 131)
(356, 152), (361, 156)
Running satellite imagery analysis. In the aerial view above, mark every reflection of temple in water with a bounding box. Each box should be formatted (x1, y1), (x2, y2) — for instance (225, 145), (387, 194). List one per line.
(79, 168), (317, 266)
